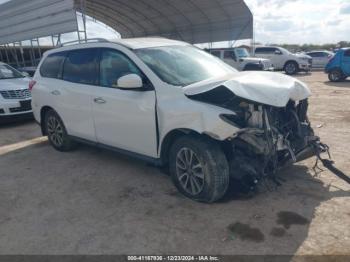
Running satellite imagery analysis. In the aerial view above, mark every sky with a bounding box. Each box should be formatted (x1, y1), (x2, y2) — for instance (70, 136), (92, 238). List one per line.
(0, 0), (349, 45)
(245, 0), (350, 44)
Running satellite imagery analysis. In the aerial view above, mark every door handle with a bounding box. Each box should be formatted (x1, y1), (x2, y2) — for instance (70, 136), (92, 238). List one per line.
(94, 97), (106, 104)
(51, 90), (61, 95)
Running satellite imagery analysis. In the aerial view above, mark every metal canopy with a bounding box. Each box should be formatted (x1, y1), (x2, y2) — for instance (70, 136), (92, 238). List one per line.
(0, 0), (78, 45)
(76, 0), (253, 44)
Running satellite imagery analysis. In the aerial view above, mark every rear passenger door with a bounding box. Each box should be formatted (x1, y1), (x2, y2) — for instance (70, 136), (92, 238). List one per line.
(342, 49), (350, 75)
(58, 48), (99, 141)
(91, 48), (158, 157)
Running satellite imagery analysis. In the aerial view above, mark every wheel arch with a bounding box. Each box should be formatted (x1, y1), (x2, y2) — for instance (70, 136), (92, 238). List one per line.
(40, 106), (55, 135)
(283, 60), (299, 69)
(160, 128), (219, 166)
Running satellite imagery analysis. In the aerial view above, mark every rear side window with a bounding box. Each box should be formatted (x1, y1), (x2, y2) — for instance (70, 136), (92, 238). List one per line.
(255, 47), (276, 54)
(308, 52), (326, 58)
(63, 48), (99, 85)
(40, 52), (66, 79)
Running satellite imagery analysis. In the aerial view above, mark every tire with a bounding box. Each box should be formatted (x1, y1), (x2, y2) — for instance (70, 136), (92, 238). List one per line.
(328, 69), (344, 82)
(169, 136), (229, 203)
(44, 110), (77, 152)
(284, 61), (299, 75)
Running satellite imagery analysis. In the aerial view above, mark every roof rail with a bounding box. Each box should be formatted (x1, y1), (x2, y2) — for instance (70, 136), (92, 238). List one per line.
(58, 38), (110, 47)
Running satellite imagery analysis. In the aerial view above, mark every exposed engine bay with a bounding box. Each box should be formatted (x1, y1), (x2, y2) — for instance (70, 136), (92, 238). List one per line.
(187, 85), (332, 191)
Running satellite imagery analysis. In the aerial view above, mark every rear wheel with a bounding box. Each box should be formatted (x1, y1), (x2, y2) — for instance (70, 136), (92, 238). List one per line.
(328, 69), (344, 82)
(169, 136), (229, 203)
(44, 110), (76, 152)
(284, 61), (299, 75)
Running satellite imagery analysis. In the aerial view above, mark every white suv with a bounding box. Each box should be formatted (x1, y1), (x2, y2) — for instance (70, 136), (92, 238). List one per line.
(0, 62), (32, 120)
(209, 48), (273, 71)
(254, 46), (312, 75)
(32, 38), (325, 202)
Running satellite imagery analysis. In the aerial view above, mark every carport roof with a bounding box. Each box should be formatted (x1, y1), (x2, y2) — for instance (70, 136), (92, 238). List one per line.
(76, 0), (253, 44)
(0, 0), (253, 45)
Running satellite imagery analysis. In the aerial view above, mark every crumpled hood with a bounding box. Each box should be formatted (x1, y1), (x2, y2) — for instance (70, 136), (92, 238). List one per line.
(0, 77), (30, 91)
(184, 71), (311, 107)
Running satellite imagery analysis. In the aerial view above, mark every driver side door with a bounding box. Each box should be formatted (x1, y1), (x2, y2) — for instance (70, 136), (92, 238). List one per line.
(91, 48), (158, 157)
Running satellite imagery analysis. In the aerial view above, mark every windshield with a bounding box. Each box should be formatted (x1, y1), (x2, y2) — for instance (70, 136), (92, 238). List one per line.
(134, 45), (236, 86)
(0, 64), (24, 79)
(235, 48), (250, 58)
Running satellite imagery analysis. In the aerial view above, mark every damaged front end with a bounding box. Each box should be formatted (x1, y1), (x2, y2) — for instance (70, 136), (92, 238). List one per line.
(223, 98), (329, 190)
(186, 77), (331, 191)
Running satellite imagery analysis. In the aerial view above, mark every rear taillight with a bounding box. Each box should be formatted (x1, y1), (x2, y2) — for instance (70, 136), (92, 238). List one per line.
(28, 80), (36, 91)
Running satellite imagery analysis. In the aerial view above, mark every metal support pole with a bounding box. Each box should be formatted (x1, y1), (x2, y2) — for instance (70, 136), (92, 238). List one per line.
(19, 41), (26, 67)
(9, 43), (20, 68)
(0, 46), (4, 62)
(30, 40), (35, 67)
(4, 45), (10, 64)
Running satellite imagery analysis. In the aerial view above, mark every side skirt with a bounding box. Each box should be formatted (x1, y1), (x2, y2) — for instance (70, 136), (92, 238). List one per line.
(69, 136), (163, 167)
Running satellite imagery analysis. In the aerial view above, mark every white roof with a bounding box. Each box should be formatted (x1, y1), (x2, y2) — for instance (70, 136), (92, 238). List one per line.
(111, 37), (189, 49)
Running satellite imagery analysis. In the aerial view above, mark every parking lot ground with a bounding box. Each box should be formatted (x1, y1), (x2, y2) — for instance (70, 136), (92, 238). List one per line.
(0, 72), (349, 255)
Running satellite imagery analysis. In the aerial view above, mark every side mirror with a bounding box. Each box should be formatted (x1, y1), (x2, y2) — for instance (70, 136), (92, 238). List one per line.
(117, 74), (143, 89)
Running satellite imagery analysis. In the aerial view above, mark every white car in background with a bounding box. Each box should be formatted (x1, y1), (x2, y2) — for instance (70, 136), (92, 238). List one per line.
(31, 38), (326, 203)
(306, 50), (334, 68)
(0, 62), (32, 120)
(209, 48), (273, 71)
(254, 46), (312, 75)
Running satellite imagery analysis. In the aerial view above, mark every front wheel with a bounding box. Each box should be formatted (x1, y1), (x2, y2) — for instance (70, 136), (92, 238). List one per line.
(284, 61), (299, 75)
(169, 136), (229, 203)
(44, 110), (77, 152)
(328, 69), (344, 82)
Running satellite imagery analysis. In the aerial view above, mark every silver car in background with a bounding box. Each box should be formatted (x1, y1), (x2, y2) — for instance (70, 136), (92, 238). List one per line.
(306, 50), (334, 68)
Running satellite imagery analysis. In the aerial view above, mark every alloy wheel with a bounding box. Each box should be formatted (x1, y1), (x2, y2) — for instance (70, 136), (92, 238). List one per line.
(286, 63), (296, 74)
(175, 147), (204, 196)
(47, 116), (64, 147)
(330, 71), (341, 82)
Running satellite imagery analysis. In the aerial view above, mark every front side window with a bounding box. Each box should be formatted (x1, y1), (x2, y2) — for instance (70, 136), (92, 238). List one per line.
(63, 48), (98, 85)
(100, 49), (142, 88)
(135, 45), (235, 86)
(40, 52), (66, 79)
(224, 51), (236, 60)
(0, 64), (24, 79)
(344, 49), (350, 57)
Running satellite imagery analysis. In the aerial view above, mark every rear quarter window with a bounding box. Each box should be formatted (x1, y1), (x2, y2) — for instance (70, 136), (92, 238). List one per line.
(40, 52), (67, 79)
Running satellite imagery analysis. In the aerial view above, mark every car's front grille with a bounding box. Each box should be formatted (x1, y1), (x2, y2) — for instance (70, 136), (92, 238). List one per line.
(0, 89), (31, 100)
